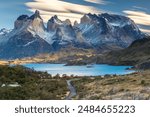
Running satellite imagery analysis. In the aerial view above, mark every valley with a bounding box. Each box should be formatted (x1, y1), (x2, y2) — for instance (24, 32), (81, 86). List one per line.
(0, 10), (150, 100)
(0, 65), (149, 100)
(3, 36), (150, 70)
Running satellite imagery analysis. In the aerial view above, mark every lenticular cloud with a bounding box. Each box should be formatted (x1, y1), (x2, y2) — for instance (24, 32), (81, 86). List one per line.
(25, 0), (101, 23)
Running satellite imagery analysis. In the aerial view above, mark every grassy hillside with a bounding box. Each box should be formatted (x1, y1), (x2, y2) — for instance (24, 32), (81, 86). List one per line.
(0, 65), (68, 100)
(72, 71), (150, 100)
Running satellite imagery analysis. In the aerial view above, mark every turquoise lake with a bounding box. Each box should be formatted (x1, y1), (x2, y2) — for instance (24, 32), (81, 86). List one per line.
(23, 64), (135, 76)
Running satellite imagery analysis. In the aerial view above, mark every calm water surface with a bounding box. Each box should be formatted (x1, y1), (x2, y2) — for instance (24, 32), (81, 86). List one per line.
(23, 64), (135, 76)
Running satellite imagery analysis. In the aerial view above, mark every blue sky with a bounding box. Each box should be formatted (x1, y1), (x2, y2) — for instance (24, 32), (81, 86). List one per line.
(0, 0), (150, 33)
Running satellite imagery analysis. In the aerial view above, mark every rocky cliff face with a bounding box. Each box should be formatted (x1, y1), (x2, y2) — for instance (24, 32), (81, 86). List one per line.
(0, 11), (146, 59)
(14, 10), (46, 38)
(47, 15), (62, 32)
(76, 13), (144, 50)
(47, 15), (89, 50)
(0, 10), (51, 59)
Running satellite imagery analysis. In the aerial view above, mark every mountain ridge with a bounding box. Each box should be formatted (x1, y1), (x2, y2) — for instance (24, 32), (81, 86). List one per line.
(0, 10), (146, 59)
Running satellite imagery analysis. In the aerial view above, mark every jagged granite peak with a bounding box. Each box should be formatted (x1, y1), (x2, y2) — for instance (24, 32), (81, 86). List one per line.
(27, 10), (46, 33)
(47, 16), (71, 32)
(48, 15), (62, 23)
(14, 10), (46, 38)
(63, 19), (71, 25)
(80, 13), (100, 24)
(81, 14), (92, 24)
(29, 10), (42, 20)
(47, 15), (63, 32)
(74, 20), (79, 26)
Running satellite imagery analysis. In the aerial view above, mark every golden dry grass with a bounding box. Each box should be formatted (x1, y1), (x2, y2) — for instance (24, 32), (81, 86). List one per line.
(73, 71), (150, 100)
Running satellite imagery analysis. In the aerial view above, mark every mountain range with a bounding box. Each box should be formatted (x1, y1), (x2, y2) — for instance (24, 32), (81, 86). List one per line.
(0, 10), (146, 59)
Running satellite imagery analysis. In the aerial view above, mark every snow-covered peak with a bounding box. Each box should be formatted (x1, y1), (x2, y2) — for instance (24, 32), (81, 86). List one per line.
(0, 28), (11, 35)
(79, 13), (141, 30)
(100, 13), (133, 27)
(0, 28), (13, 45)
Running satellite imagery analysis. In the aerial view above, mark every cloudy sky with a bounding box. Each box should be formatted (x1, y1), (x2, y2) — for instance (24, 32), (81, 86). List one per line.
(0, 0), (150, 34)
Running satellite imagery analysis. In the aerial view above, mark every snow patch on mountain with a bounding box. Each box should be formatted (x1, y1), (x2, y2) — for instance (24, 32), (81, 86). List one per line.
(0, 28), (11, 35)
(43, 31), (55, 44)
(78, 24), (94, 33)
(23, 40), (37, 47)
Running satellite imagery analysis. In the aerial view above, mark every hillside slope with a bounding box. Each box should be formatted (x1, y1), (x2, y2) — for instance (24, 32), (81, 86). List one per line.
(97, 36), (150, 69)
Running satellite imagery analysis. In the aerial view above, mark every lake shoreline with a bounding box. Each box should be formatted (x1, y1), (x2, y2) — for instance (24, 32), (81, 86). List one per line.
(0, 59), (139, 75)
(23, 63), (135, 77)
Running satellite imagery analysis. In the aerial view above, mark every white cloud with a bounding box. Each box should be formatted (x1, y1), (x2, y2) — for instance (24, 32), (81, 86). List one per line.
(133, 6), (148, 11)
(29, 9), (83, 23)
(84, 0), (107, 4)
(26, 0), (150, 34)
(140, 28), (150, 34)
(25, 0), (102, 23)
(123, 10), (150, 26)
(123, 10), (150, 34)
